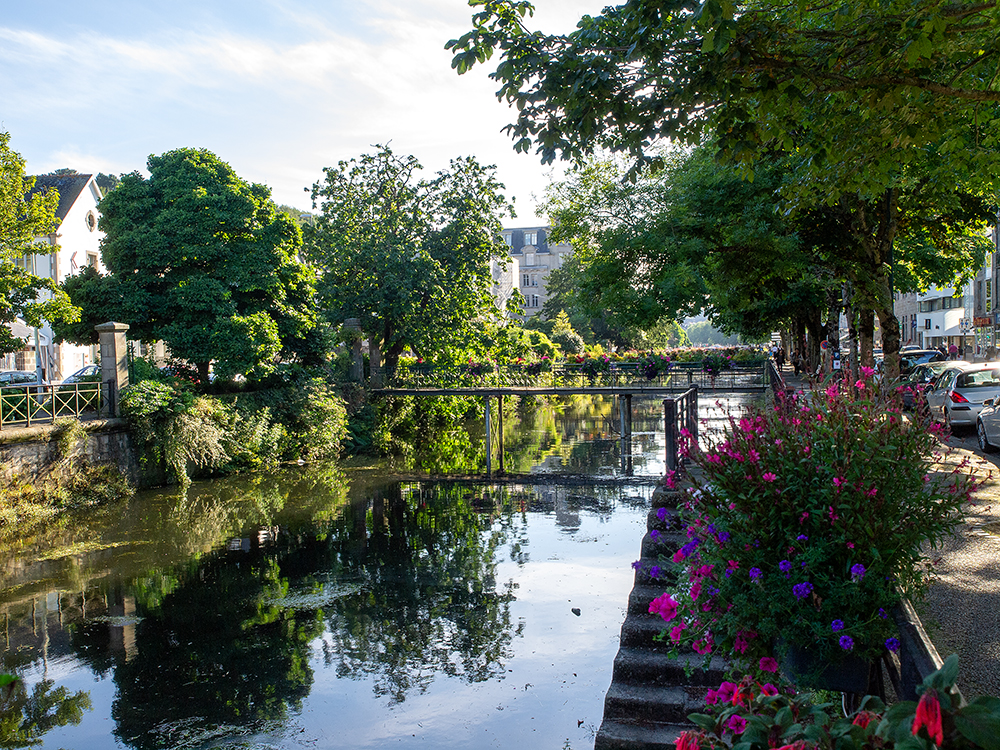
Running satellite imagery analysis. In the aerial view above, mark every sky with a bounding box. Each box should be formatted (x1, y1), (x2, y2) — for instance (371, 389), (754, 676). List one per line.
(0, 0), (596, 223)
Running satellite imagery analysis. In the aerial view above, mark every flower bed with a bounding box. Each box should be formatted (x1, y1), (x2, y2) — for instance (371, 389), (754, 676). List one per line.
(648, 368), (977, 683)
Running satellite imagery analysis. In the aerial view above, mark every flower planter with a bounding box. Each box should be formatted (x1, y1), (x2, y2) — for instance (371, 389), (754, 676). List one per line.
(780, 642), (871, 694)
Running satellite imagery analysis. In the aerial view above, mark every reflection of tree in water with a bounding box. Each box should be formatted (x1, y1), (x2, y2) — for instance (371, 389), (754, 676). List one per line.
(317, 483), (521, 704)
(110, 552), (323, 750)
(0, 674), (91, 748)
(88, 473), (521, 745)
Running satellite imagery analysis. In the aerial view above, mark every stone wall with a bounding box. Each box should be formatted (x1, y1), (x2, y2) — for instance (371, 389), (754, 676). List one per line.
(0, 418), (140, 486)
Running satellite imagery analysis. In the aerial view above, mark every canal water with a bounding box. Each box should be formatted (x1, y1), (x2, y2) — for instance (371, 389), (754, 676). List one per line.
(0, 395), (752, 750)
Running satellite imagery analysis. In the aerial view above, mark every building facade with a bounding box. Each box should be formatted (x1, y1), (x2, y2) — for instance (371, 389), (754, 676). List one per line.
(894, 281), (974, 353)
(501, 225), (573, 316)
(2, 173), (105, 380)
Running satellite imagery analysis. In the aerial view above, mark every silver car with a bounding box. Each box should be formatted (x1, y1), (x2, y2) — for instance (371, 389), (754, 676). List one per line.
(923, 363), (975, 418)
(938, 364), (1000, 431)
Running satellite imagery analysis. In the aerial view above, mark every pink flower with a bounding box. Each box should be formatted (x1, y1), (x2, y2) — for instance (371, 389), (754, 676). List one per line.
(692, 636), (714, 654)
(761, 683), (779, 696)
(762, 472), (778, 482)
(705, 689), (719, 705)
(726, 715), (747, 735)
(855, 379), (865, 389)
(860, 365), (875, 378)
(669, 624), (687, 643)
(690, 581), (703, 601)
(759, 656), (779, 673)
(717, 681), (737, 703)
(648, 594), (679, 622)
(833, 476), (846, 489)
(676, 732), (702, 750)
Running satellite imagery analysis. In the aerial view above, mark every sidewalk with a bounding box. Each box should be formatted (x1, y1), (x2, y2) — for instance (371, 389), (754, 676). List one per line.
(774, 364), (1000, 699)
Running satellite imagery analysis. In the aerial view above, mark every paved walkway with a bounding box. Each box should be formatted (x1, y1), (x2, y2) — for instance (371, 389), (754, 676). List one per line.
(775, 364), (1000, 699)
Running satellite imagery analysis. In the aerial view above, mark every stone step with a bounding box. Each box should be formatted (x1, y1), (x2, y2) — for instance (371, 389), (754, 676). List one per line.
(602, 682), (702, 724)
(628, 583), (671, 614)
(594, 718), (690, 750)
(646, 506), (682, 532)
(612, 647), (726, 689)
(619, 612), (675, 650)
(640, 530), (682, 558)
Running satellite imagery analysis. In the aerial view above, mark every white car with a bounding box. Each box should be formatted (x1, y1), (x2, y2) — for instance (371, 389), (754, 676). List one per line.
(937, 363), (1000, 431)
(923, 363), (975, 417)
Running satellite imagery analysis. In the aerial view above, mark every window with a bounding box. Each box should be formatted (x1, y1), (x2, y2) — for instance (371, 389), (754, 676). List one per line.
(525, 253), (535, 266)
(524, 232), (537, 246)
(988, 280), (993, 310)
(87, 253), (99, 269)
(531, 274), (538, 287)
(522, 273), (530, 287)
(924, 319), (932, 329)
(502, 233), (512, 246)
(942, 295), (964, 309)
(531, 295), (540, 308)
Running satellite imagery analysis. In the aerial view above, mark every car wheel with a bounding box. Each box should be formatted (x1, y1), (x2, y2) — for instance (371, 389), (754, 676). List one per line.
(979, 420), (997, 453)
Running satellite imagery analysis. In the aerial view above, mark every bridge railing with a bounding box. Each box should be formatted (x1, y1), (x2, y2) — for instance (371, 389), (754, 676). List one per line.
(664, 386), (698, 473)
(388, 361), (770, 390)
(0, 381), (105, 430)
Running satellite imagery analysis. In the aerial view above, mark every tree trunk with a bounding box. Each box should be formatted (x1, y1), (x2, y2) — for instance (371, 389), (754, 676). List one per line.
(843, 283), (859, 382)
(197, 361), (210, 385)
(859, 308), (875, 368)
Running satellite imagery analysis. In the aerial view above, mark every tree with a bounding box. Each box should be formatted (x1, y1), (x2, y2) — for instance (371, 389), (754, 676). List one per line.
(0, 132), (79, 356)
(449, 0), (1000, 376)
(97, 148), (319, 382)
(303, 145), (514, 375)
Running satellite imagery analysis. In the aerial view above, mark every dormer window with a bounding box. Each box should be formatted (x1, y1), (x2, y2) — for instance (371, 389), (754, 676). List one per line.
(524, 231), (537, 246)
(502, 233), (512, 246)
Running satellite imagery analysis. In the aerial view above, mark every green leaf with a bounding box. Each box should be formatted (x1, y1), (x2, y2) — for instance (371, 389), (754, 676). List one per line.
(688, 713), (718, 732)
(954, 705), (1000, 748)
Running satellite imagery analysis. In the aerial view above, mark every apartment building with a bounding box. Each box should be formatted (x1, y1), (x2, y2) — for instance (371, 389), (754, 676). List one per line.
(501, 226), (573, 316)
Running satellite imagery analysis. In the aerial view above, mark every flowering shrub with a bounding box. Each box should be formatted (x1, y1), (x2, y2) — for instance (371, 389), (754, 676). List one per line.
(525, 356), (552, 376)
(464, 360), (494, 377)
(652, 369), (977, 679)
(678, 655), (994, 750)
(702, 352), (733, 377)
(580, 354), (611, 379)
(641, 352), (673, 380)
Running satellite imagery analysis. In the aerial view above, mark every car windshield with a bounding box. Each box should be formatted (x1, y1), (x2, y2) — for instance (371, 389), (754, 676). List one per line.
(956, 370), (1000, 388)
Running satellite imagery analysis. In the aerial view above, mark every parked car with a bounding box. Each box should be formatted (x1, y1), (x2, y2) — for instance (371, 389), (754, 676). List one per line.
(936, 363), (1000, 432)
(897, 361), (951, 409)
(60, 364), (101, 386)
(923, 362), (976, 418)
(900, 349), (947, 375)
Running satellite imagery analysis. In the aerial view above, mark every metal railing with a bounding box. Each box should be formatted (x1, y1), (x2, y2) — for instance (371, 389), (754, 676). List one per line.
(0, 380), (106, 430)
(388, 361), (770, 390)
(664, 386), (698, 473)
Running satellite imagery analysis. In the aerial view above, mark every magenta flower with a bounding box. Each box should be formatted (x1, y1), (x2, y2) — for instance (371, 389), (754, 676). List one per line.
(648, 593), (678, 622)
(726, 715), (747, 735)
(762, 472), (778, 482)
(759, 656), (779, 673)
(761, 683), (779, 696)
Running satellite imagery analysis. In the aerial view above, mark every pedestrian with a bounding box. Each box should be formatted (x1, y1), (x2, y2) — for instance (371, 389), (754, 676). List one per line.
(791, 350), (801, 375)
(948, 342), (958, 360)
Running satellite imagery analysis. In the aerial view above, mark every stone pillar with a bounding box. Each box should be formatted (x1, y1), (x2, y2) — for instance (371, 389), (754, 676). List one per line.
(343, 318), (364, 382)
(96, 322), (129, 416)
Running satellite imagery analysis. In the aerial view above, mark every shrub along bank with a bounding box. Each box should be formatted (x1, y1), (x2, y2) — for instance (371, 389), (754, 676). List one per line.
(120, 374), (348, 487)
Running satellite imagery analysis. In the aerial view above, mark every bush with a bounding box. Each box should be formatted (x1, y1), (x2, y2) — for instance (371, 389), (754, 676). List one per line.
(551, 328), (585, 355)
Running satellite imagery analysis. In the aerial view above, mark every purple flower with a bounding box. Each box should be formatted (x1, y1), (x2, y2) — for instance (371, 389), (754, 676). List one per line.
(749, 567), (762, 581)
(778, 560), (792, 573)
(851, 564), (866, 581)
(680, 539), (700, 556)
(650, 529), (662, 542)
(885, 637), (900, 653)
(831, 619), (844, 632)
(656, 507), (668, 522)
(796, 534), (808, 541)
(792, 582), (814, 600)
(839, 635), (854, 651)
(878, 608), (888, 619)
(631, 560), (642, 571)
(649, 565), (662, 579)
(717, 531), (731, 544)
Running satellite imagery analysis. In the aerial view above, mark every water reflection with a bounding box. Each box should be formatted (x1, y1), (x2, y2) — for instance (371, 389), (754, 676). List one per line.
(0, 394), (721, 749)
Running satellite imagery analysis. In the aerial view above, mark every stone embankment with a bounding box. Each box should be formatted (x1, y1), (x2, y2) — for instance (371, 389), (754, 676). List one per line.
(595, 482), (724, 750)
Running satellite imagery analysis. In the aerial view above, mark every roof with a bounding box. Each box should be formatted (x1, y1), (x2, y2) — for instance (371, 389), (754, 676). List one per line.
(27, 173), (97, 222)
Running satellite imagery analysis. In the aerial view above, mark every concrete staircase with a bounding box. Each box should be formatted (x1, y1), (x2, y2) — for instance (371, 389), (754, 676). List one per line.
(595, 485), (726, 750)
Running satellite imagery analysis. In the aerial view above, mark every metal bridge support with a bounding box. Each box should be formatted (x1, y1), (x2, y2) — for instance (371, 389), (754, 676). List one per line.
(497, 395), (504, 475)
(484, 396), (492, 476)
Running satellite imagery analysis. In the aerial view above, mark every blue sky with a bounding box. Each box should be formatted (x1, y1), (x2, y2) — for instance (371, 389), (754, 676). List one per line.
(0, 0), (590, 221)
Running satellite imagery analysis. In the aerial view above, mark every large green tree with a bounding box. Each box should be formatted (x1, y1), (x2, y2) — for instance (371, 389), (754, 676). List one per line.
(303, 145), (514, 375)
(449, 0), (1000, 376)
(0, 131), (79, 355)
(95, 148), (319, 382)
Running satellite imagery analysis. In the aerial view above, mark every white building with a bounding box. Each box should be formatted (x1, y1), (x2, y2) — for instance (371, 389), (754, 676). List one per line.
(894, 280), (974, 353)
(2, 173), (105, 380)
(500, 225), (573, 316)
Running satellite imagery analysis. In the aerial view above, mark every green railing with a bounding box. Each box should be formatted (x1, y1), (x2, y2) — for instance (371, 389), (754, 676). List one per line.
(0, 381), (104, 430)
(388, 361), (770, 391)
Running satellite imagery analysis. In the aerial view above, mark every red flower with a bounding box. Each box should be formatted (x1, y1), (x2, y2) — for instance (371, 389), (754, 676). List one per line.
(852, 710), (879, 729)
(912, 690), (944, 746)
(676, 731), (701, 750)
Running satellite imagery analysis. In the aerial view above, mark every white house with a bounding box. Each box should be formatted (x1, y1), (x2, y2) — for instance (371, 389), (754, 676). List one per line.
(2, 173), (105, 380)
